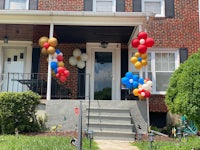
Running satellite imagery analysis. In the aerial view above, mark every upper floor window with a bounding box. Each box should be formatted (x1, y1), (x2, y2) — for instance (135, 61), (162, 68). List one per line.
(93, 0), (116, 12)
(5, 0), (29, 10)
(142, 0), (165, 17)
(129, 48), (179, 94)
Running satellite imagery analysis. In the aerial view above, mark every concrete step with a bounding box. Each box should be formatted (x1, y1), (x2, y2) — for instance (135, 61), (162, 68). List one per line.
(86, 108), (130, 116)
(87, 122), (134, 132)
(87, 115), (131, 124)
(93, 131), (136, 141)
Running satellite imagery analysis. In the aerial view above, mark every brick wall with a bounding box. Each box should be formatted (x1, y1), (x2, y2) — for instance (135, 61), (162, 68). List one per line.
(38, 0), (84, 11)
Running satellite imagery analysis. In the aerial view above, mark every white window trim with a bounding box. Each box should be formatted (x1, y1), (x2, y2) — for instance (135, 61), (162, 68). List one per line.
(129, 48), (180, 95)
(5, 0), (29, 10)
(93, 0), (116, 12)
(142, 0), (165, 17)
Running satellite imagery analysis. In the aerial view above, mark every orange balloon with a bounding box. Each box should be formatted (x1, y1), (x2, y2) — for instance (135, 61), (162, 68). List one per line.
(48, 37), (58, 47)
(130, 57), (137, 64)
(135, 61), (142, 69)
(134, 52), (141, 57)
(141, 59), (148, 66)
(41, 47), (48, 55)
(141, 53), (147, 59)
(47, 46), (56, 54)
(133, 89), (139, 96)
(58, 61), (65, 67)
(38, 36), (48, 47)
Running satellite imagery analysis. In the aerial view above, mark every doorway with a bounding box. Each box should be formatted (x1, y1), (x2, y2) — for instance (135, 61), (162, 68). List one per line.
(86, 43), (121, 100)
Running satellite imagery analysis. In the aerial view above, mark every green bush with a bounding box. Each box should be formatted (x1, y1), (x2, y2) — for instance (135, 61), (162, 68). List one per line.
(0, 91), (41, 134)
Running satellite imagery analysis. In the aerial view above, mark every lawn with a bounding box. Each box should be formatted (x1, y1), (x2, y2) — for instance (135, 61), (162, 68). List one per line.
(133, 136), (200, 150)
(0, 135), (100, 150)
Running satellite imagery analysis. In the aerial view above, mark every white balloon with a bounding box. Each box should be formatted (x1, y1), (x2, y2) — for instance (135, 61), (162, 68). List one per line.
(52, 58), (58, 62)
(52, 52), (58, 58)
(146, 81), (153, 86)
(141, 92), (145, 97)
(59, 52), (63, 56)
(142, 84), (149, 90)
(140, 39), (145, 45)
(77, 61), (85, 69)
(129, 79), (133, 83)
(73, 48), (81, 57)
(69, 56), (77, 66)
(80, 53), (88, 61)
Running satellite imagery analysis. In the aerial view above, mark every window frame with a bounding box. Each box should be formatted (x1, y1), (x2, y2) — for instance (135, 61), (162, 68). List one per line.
(141, 0), (165, 17)
(5, 0), (29, 10)
(93, 0), (116, 12)
(129, 48), (180, 95)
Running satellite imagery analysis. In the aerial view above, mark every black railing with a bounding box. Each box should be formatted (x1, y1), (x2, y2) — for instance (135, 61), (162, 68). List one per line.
(0, 73), (88, 100)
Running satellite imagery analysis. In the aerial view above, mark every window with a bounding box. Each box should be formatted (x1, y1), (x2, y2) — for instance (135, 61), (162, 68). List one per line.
(142, 0), (165, 17)
(93, 0), (116, 12)
(129, 48), (179, 94)
(5, 0), (29, 10)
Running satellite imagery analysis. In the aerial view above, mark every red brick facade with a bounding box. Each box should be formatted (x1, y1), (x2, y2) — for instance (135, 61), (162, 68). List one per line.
(36, 0), (200, 112)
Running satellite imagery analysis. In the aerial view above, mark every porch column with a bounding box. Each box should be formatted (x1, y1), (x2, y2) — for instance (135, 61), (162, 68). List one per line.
(47, 23), (54, 100)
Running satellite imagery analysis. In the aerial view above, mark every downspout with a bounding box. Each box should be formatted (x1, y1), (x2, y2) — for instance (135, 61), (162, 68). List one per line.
(47, 23), (54, 100)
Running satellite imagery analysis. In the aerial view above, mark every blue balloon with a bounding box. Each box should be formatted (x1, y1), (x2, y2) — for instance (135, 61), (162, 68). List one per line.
(133, 81), (139, 88)
(56, 49), (61, 54)
(125, 72), (133, 79)
(138, 78), (144, 84)
(126, 83), (132, 89)
(121, 77), (129, 85)
(54, 68), (58, 74)
(51, 62), (58, 70)
(133, 74), (139, 81)
(138, 57), (142, 62)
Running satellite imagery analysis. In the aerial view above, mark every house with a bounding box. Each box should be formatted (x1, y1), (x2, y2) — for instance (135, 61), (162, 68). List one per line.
(0, 0), (198, 139)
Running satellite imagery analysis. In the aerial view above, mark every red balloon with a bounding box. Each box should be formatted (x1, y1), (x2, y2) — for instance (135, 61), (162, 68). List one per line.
(56, 73), (60, 78)
(138, 32), (147, 40)
(60, 76), (67, 82)
(57, 55), (64, 61)
(64, 70), (70, 77)
(138, 44), (147, 54)
(131, 38), (140, 48)
(43, 42), (50, 49)
(57, 67), (65, 74)
(144, 90), (151, 98)
(145, 38), (154, 47)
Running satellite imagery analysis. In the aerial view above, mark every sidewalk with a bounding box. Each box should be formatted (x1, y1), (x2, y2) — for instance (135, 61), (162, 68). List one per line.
(95, 140), (139, 150)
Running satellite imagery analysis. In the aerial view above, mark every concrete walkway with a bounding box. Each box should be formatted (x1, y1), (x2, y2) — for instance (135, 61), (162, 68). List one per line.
(95, 140), (140, 150)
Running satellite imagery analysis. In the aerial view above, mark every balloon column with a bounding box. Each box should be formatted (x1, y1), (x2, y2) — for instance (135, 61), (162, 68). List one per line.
(38, 36), (70, 82)
(69, 48), (88, 69)
(130, 32), (154, 70)
(121, 72), (152, 100)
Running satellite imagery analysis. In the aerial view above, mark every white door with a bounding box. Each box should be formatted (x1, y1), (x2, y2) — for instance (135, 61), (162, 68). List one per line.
(2, 47), (25, 92)
(86, 43), (121, 100)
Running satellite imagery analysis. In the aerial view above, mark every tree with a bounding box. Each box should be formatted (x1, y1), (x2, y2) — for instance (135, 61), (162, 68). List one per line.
(165, 50), (200, 129)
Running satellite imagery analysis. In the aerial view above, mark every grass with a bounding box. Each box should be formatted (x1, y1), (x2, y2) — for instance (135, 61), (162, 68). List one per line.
(0, 135), (100, 150)
(133, 136), (200, 150)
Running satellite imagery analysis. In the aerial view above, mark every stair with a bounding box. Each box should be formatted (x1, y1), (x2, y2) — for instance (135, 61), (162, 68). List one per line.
(86, 108), (136, 141)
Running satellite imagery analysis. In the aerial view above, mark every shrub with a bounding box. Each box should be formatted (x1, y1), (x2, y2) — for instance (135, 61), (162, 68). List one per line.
(0, 91), (41, 134)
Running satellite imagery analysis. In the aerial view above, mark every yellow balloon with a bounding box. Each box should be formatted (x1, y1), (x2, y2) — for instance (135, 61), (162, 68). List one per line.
(134, 52), (141, 57)
(48, 37), (58, 47)
(47, 46), (56, 54)
(141, 59), (148, 66)
(138, 94), (145, 100)
(134, 61), (142, 69)
(141, 53), (147, 59)
(41, 47), (48, 55)
(133, 89), (139, 96)
(130, 57), (137, 64)
(38, 36), (48, 47)
(58, 61), (65, 67)
(52, 70), (56, 77)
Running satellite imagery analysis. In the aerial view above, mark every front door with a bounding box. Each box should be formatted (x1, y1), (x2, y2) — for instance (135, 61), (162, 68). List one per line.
(86, 43), (121, 100)
(2, 47), (25, 92)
